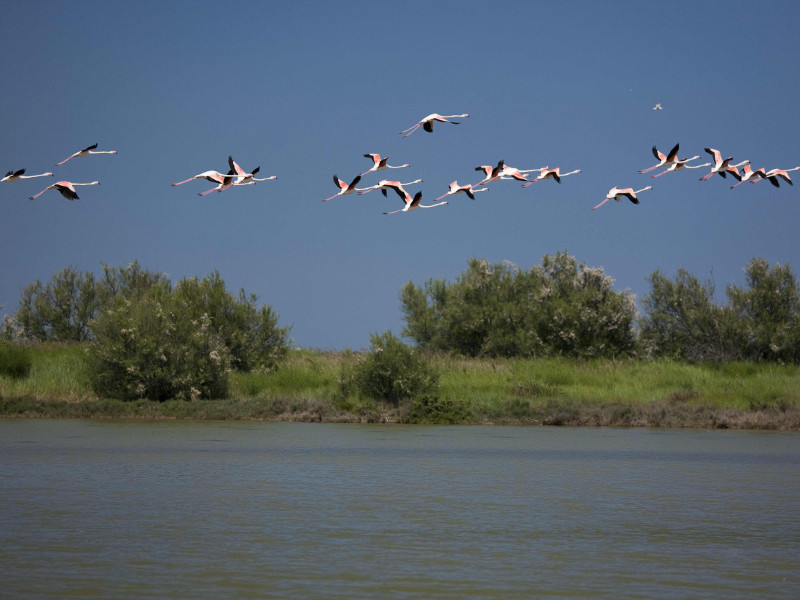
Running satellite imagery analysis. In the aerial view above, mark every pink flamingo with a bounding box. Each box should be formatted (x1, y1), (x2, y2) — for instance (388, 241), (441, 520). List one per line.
(2, 168), (54, 182)
(638, 143), (680, 174)
(321, 174), (363, 202)
(28, 180), (99, 201)
(592, 186), (653, 210)
(357, 178), (422, 197)
(433, 180), (489, 201)
(228, 156), (276, 185)
(730, 164), (767, 188)
(399, 113), (469, 138)
(651, 156), (707, 178)
(500, 164), (544, 182)
(384, 190), (447, 214)
(759, 167), (800, 188)
(172, 170), (234, 187)
(475, 160), (506, 186)
(699, 148), (749, 181)
(55, 143), (117, 166)
(360, 153), (410, 176)
(521, 166), (581, 186)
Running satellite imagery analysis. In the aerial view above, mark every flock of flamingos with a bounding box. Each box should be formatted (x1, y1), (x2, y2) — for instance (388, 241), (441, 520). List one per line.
(3, 112), (798, 212)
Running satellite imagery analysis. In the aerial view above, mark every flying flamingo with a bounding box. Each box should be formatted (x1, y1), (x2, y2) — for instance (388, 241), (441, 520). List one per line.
(55, 143), (117, 166)
(360, 153), (410, 176)
(433, 180), (489, 201)
(383, 190), (447, 214)
(321, 174), (363, 202)
(475, 160), (506, 186)
(730, 164), (767, 188)
(500, 164), (544, 182)
(759, 167), (800, 188)
(699, 149), (749, 181)
(651, 156), (707, 178)
(2, 168), (54, 182)
(228, 156), (276, 185)
(172, 170), (234, 187)
(638, 143), (680, 174)
(357, 178), (422, 196)
(399, 113), (469, 138)
(592, 186), (653, 210)
(28, 180), (99, 201)
(521, 166), (581, 186)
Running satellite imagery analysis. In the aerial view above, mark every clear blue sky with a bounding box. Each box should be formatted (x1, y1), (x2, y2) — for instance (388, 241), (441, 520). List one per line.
(2, 1), (799, 350)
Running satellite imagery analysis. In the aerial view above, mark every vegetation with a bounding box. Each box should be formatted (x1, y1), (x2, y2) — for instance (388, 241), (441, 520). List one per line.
(0, 342), (32, 379)
(2, 346), (799, 429)
(400, 253), (637, 359)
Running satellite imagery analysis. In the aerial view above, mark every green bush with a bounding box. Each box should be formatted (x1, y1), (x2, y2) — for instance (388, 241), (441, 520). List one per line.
(340, 331), (439, 406)
(406, 395), (471, 424)
(0, 343), (32, 379)
(87, 283), (232, 401)
(401, 252), (636, 359)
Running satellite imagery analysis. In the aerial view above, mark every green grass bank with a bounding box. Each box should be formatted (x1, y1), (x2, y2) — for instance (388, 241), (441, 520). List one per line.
(1, 345), (799, 429)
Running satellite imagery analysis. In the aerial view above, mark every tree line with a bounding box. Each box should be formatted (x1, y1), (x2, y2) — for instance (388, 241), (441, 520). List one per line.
(2, 253), (799, 403)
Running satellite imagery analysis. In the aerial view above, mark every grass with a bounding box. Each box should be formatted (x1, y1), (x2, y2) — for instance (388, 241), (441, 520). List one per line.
(1, 345), (799, 428)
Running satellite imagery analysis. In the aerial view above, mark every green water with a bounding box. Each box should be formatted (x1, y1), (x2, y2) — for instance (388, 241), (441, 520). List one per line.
(1, 421), (798, 599)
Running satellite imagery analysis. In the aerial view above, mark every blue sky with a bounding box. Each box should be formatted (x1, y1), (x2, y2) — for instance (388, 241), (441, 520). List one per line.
(2, 0), (799, 350)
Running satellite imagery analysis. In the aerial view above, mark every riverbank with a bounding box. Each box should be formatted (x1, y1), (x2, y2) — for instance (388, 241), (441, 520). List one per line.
(1, 345), (799, 429)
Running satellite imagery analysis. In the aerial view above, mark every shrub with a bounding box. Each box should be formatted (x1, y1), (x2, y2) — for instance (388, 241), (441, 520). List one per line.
(87, 283), (232, 401)
(0, 343), (32, 379)
(406, 395), (471, 424)
(340, 331), (439, 406)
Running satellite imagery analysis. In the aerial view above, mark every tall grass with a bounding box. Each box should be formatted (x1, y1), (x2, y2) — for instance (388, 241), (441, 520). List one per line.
(2, 345), (799, 427)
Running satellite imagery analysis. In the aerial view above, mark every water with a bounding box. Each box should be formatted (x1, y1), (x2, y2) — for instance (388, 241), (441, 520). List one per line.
(1, 420), (798, 599)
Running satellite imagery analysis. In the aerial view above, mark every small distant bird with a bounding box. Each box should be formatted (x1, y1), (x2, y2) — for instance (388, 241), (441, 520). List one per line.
(653, 103), (663, 110)
(639, 143), (680, 174)
(55, 143), (117, 166)
(321, 174), (363, 202)
(399, 113), (469, 138)
(730, 164), (768, 188)
(521, 166), (582, 186)
(384, 190), (447, 214)
(28, 180), (99, 201)
(651, 156), (708, 178)
(475, 160), (506, 186)
(2, 168), (53, 182)
(760, 167), (800, 188)
(357, 178), (422, 196)
(360, 153), (410, 176)
(433, 180), (489, 202)
(592, 186), (653, 210)
(699, 148), (749, 181)
(228, 156), (276, 185)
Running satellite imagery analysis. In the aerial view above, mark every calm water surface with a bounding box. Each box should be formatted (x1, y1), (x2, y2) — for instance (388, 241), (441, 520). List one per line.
(1, 420), (798, 599)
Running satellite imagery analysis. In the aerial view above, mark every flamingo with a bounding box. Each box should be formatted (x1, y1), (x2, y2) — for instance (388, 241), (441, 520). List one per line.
(475, 160), (506, 186)
(650, 156), (707, 178)
(172, 170), (233, 186)
(228, 156), (276, 185)
(384, 190), (447, 214)
(638, 143), (680, 174)
(699, 148), (749, 181)
(760, 167), (800, 188)
(360, 153), (410, 176)
(653, 103), (663, 110)
(28, 180), (99, 201)
(357, 178), (422, 196)
(2, 168), (54, 182)
(500, 164), (544, 182)
(592, 186), (653, 210)
(55, 143), (117, 166)
(521, 166), (581, 186)
(730, 164), (767, 188)
(321, 174), (363, 202)
(433, 180), (489, 202)
(399, 113), (469, 138)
